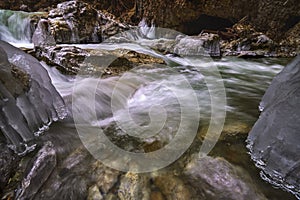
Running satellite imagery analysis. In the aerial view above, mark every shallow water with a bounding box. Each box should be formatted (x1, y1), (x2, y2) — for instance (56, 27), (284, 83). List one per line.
(0, 14), (296, 197)
(44, 41), (295, 198)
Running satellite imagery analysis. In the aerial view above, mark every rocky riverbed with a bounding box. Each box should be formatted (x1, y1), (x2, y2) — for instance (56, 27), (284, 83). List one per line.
(0, 0), (299, 200)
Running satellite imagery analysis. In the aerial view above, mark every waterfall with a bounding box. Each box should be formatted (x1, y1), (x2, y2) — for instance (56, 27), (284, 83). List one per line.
(138, 18), (156, 39)
(0, 10), (35, 44)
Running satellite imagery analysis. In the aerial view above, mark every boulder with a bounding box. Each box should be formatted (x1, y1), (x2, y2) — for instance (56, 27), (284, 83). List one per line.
(183, 155), (267, 200)
(173, 33), (221, 57)
(0, 41), (66, 154)
(34, 46), (89, 74)
(247, 56), (300, 198)
(46, 0), (129, 44)
(32, 18), (56, 47)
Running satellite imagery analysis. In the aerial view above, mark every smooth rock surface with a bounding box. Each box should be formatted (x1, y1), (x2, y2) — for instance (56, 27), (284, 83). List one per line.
(0, 41), (66, 154)
(183, 155), (267, 200)
(247, 56), (300, 197)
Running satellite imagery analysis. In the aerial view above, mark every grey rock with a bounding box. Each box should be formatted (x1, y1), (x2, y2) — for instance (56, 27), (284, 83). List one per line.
(173, 33), (221, 57)
(183, 155), (267, 200)
(32, 19), (56, 47)
(87, 185), (103, 200)
(0, 143), (19, 191)
(17, 142), (56, 200)
(118, 173), (151, 200)
(47, 0), (129, 44)
(34, 45), (89, 74)
(247, 56), (300, 197)
(0, 41), (67, 155)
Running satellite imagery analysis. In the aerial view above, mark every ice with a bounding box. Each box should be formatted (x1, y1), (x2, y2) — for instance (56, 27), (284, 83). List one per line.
(0, 41), (67, 155)
(247, 56), (300, 197)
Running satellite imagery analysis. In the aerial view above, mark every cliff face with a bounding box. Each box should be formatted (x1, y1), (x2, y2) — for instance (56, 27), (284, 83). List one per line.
(139, 0), (300, 41)
(0, 0), (299, 41)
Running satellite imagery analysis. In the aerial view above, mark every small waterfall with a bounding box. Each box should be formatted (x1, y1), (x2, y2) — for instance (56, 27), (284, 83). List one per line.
(0, 10), (33, 43)
(64, 17), (80, 43)
(138, 18), (156, 39)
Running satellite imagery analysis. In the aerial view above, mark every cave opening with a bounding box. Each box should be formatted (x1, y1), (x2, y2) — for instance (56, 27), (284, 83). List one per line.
(179, 14), (236, 36)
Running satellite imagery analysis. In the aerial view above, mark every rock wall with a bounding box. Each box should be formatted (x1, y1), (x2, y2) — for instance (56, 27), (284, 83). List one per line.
(1, 0), (299, 41)
(139, 0), (300, 41)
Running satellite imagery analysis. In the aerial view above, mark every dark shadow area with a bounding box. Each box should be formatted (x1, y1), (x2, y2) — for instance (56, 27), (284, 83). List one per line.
(179, 14), (236, 35)
(283, 15), (300, 31)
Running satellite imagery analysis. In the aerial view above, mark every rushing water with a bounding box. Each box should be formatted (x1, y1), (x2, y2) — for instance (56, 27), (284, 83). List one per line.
(43, 49), (295, 198)
(0, 9), (297, 199)
(0, 9), (44, 48)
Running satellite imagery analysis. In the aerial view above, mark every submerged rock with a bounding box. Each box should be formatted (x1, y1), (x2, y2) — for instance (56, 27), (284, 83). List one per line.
(183, 155), (266, 200)
(0, 41), (66, 154)
(118, 173), (151, 200)
(247, 56), (300, 197)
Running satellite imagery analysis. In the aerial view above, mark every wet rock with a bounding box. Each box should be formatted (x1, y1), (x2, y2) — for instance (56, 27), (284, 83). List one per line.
(221, 20), (278, 58)
(183, 155), (267, 200)
(34, 45), (89, 74)
(32, 18), (56, 47)
(0, 41), (67, 154)
(118, 172), (151, 200)
(32, 146), (91, 199)
(91, 160), (121, 195)
(46, 0), (129, 44)
(17, 142), (56, 200)
(48, 0), (99, 43)
(220, 19), (299, 58)
(0, 143), (19, 192)
(32, 145), (122, 200)
(153, 173), (193, 200)
(87, 185), (103, 200)
(173, 34), (221, 57)
(198, 122), (251, 142)
(247, 56), (300, 197)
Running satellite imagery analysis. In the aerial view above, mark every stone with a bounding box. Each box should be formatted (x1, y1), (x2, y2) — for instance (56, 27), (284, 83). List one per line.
(0, 41), (67, 154)
(173, 34), (221, 57)
(46, 0), (129, 44)
(0, 143), (19, 192)
(17, 142), (57, 200)
(247, 56), (300, 198)
(87, 185), (103, 200)
(153, 173), (192, 200)
(32, 18), (56, 47)
(118, 172), (151, 200)
(183, 155), (267, 200)
(34, 45), (89, 74)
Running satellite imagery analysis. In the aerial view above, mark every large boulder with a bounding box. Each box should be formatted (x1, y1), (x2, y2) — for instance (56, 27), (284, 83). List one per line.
(46, 0), (129, 44)
(0, 41), (66, 154)
(247, 56), (300, 197)
(183, 155), (267, 200)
